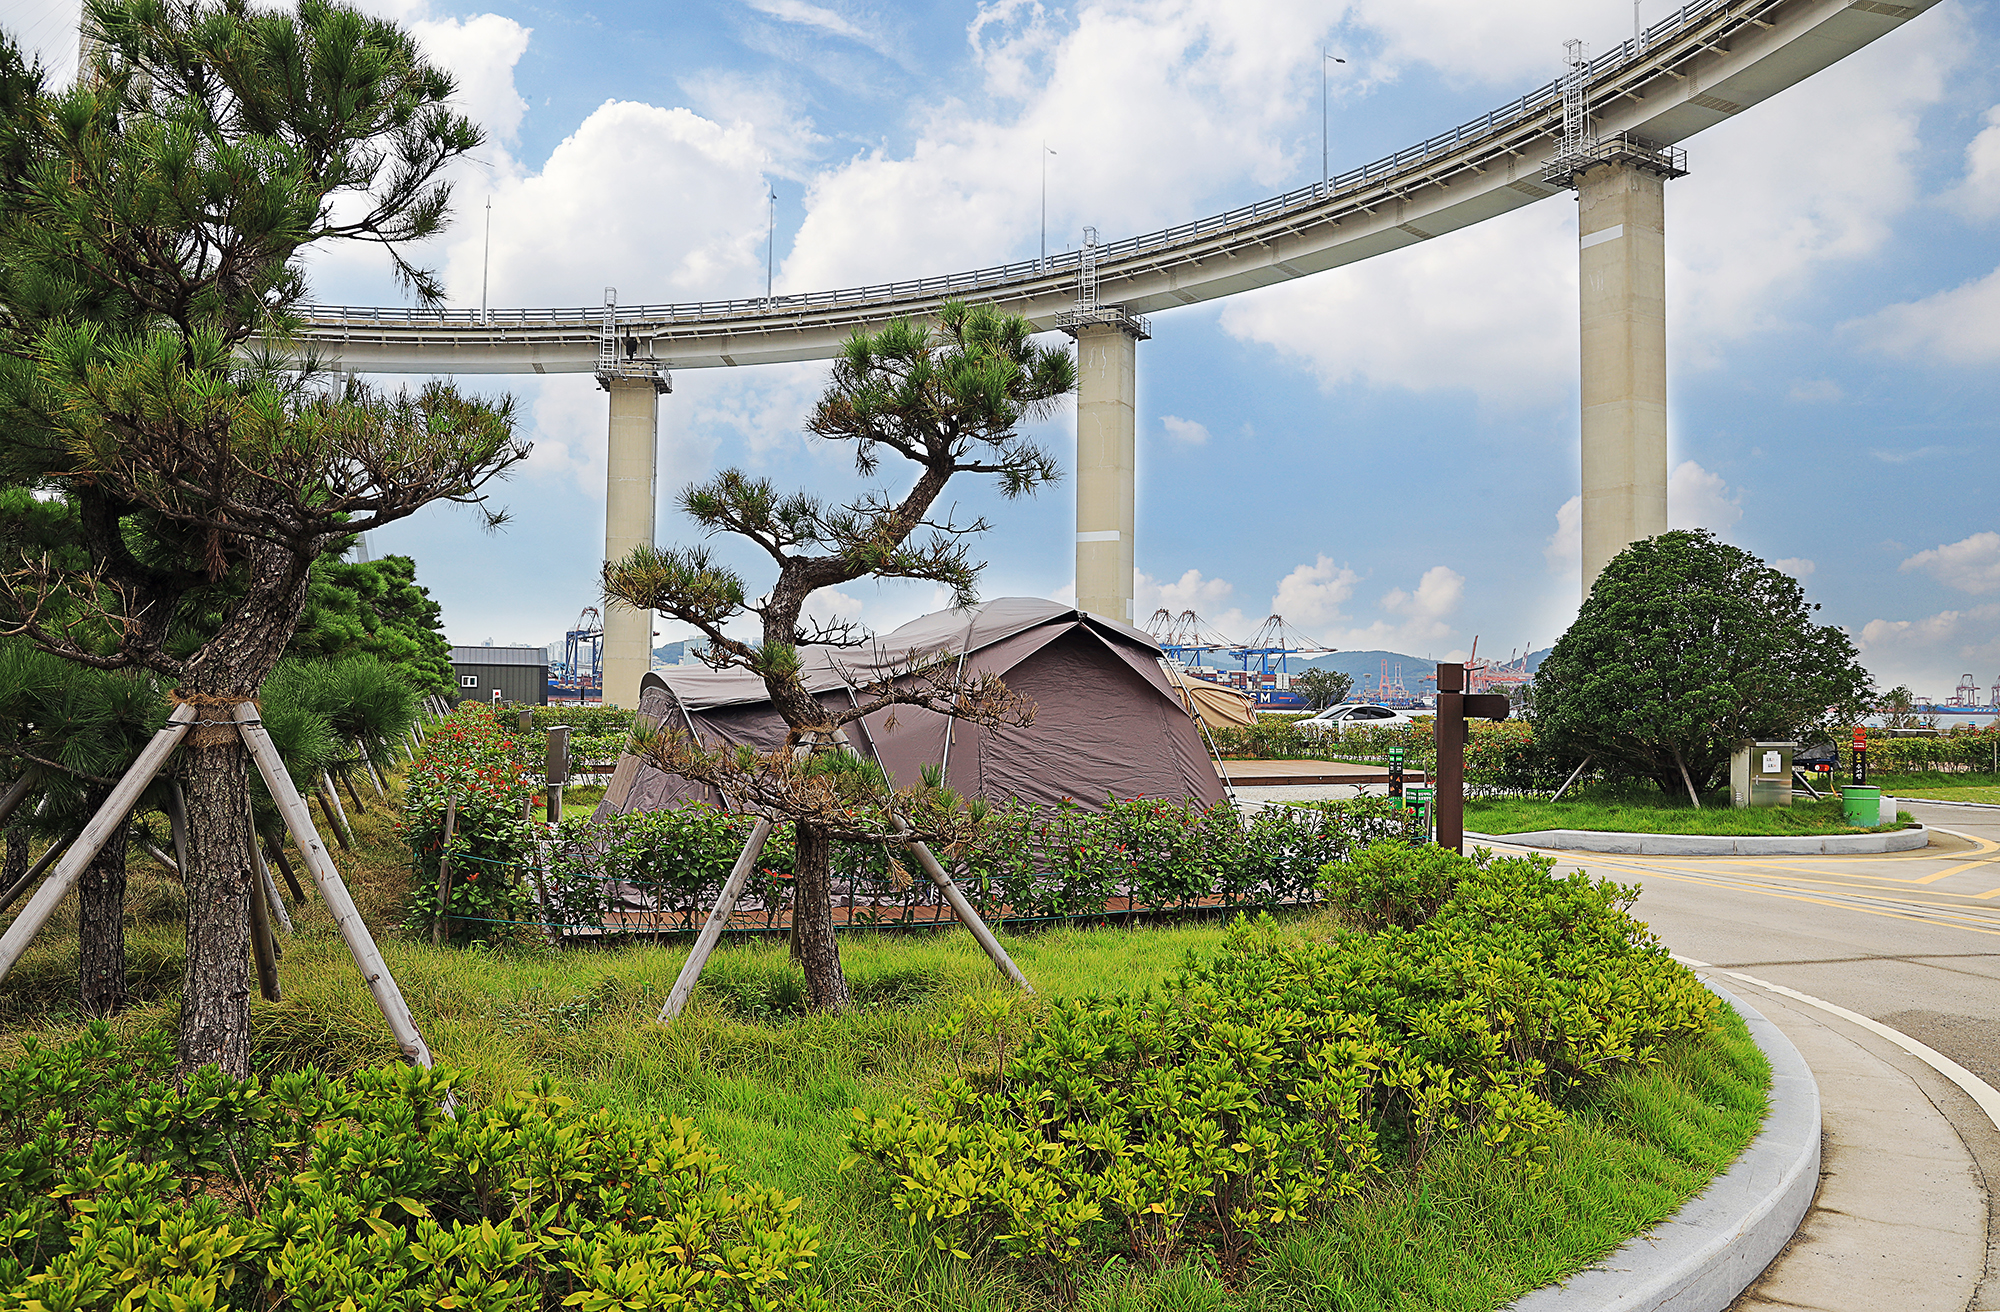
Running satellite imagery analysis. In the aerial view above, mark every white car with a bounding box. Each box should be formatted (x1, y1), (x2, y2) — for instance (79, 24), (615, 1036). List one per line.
(1296, 703), (1419, 735)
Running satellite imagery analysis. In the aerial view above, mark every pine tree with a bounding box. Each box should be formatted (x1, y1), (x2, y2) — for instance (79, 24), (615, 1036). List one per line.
(605, 303), (1073, 1012)
(0, 0), (527, 1074)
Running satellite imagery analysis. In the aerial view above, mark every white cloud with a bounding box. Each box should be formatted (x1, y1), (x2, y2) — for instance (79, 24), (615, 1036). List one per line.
(1135, 568), (1247, 637)
(746, 0), (876, 47)
(441, 101), (771, 309)
(1900, 532), (2000, 595)
(1950, 103), (2000, 220)
(1773, 557), (1816, 578)
(1270, 555), (1361, 630)
(1856, 603), (2000, 695)
(1671, 11), (1964, 360)
(1787, 379), (1844, 403)
(1159, 415), (1210, 445)
(1668, 460), (1742, 535)
(1545, 494), (1582, 576)
(1852, 264), (2000, 365)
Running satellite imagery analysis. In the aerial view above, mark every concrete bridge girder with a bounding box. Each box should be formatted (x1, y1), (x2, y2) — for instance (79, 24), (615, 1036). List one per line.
(288, 0), (1940, 682)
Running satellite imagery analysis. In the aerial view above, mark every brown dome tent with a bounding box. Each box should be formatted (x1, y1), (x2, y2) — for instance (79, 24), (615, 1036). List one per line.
(597, 597), (1227, 817)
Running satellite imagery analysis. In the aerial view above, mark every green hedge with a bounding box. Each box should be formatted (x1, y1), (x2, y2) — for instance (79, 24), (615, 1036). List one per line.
(542, 797), (1424, 935)
(847, 843), (1717, 1296)
(0, 1027), (825, 1312)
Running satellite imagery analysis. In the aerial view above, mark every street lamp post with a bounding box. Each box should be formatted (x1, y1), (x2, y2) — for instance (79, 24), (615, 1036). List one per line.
(765, 186), (775, 302)
(1041, 142), (1057, 273)
(1322, 50), (1346, 196)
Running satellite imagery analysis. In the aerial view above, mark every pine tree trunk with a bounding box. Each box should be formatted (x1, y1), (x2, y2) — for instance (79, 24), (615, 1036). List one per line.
(175, 541), (314, 1078)
(77, 795), (129, 1018)
(177, 743), (256, 1074)
(791, 824), (850, 1013)
(1, 819), (25, 898)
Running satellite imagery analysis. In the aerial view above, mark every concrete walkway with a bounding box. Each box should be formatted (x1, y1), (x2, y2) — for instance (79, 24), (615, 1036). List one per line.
(1711, 978), (1984, 1311)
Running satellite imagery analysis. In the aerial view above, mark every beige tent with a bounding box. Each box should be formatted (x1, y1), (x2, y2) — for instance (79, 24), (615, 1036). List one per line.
(600, 598), (1226, 816)
(1161, 665), (1257, 729)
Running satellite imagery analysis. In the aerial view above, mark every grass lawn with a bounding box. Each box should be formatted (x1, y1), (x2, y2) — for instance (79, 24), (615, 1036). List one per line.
(1868, 771), (2000, 806)
(0, 771), (1771, 1312)
(1467, 784), (1913, 836)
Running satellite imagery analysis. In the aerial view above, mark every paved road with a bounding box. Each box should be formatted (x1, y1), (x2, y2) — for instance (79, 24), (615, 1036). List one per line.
(1484, 801), (2000, 1312)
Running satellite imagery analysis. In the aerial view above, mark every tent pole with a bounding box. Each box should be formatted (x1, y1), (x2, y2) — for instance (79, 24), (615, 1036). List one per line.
(235, 703), (439, 1070)
(658, 817), (774, 1022)
(0, 704), (196, 984)
(1163, 660), (1238, 807)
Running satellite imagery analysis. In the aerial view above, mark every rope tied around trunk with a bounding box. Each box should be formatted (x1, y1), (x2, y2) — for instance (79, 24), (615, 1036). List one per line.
(169, 691), (262, 747)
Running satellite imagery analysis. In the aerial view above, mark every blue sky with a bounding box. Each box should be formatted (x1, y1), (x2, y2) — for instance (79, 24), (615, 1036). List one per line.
(9, 0), (2000, 699)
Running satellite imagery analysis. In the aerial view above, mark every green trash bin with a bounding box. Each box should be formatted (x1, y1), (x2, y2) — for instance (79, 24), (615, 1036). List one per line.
(1841, 785), (1882, 827)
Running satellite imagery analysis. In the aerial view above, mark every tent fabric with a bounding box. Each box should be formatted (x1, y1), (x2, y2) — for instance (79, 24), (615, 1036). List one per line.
(1160, 667), (1258, 729)
(598, 598), (1226, 816)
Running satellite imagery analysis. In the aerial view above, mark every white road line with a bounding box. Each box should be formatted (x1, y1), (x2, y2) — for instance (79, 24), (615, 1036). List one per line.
(1676, 955), (2000, 1133)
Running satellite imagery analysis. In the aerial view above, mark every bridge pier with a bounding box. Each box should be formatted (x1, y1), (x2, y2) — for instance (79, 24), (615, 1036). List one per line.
(1066, 311), (1150, 626)
(600, 372), (669, 708)
(1575, 152), (1681, 595)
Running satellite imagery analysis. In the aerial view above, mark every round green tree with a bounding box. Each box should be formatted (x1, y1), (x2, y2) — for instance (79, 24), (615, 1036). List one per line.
(1533, 530), (1871, 804)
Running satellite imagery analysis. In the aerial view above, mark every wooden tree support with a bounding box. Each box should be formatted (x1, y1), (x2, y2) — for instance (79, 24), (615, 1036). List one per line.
(265, 837), (307, 903)
(168, 780), (192, 875)
(897, 822), (1033, 995)
(0, 705), (197, 982)
(0, 771), (37, 827)
(0, 827), (82, 918)
(248, 799), (293, 937)
(235, 704), (438, 1070)
(357, 740), (388, 796)
(658, 818), (774, 1022)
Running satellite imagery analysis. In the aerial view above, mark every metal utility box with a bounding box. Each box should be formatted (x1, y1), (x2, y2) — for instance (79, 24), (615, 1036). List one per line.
(1730, 741), (1795, 808)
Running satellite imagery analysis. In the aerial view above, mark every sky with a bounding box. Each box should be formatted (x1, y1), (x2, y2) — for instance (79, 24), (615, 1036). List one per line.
(6, 0), (2000, 701)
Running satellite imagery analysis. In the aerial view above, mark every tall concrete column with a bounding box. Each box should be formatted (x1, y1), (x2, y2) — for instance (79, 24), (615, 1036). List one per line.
(1578, 158), (1670, 597)
(601, 374), (666, 708)
(1072, 319), (1144, 625)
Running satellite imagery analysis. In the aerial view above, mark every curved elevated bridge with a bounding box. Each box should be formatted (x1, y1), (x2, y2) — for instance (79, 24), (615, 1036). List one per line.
(295, 0), (1942, 706)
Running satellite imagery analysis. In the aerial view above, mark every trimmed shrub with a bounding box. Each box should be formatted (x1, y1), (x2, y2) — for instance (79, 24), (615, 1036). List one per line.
(0, 1026), (826, 1312)
(847, 844), (1716, 1294)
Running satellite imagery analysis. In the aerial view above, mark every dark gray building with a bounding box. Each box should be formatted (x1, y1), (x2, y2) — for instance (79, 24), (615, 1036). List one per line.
(449, 645), (548, 706)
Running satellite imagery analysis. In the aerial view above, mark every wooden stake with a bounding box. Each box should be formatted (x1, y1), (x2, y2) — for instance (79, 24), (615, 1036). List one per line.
(1550, 756), (1592, 804)
(248, 860), (281, 1001)
(265, 837), (307, 903)
(339, 768), (366, 816)
(659, 818), (773, 1022)
(140, 839), (181, 879)
(248, 800), (293, 937)
(434, 798), (457, 946)
(313, 787), (353, 852)
(321, 771), (355, 839)
(356, 740), (387, 796)
(0, 706), (196, 984)
(168, 779), (191, 875)
(0, 771), (36, 827)
(0, 827), (82, 918)
(899, 823), (1033, 994)
(234, 704), (439, 1070)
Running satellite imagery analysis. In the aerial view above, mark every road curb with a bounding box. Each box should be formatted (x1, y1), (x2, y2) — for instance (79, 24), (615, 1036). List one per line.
(1505, 981), (1819, 1312)
(1467, 824), (1928, 856)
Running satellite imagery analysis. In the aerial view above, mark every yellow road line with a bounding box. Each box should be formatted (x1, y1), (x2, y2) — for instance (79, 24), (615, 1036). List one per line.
(1639, 869), (2000, 938)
